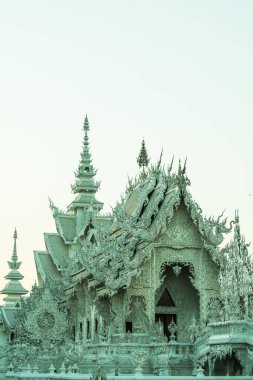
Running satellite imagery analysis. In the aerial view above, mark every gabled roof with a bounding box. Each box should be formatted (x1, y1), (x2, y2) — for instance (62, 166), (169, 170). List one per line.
(44, 233), (70, 268)
(0, 307), (16, 329)
(55, 214), (76, 243)
(34, 251), (62, 283)
(49, 205), (112, 245)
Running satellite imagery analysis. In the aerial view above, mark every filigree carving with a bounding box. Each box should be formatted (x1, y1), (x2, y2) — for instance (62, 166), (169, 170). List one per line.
(24, 288), (69, 345)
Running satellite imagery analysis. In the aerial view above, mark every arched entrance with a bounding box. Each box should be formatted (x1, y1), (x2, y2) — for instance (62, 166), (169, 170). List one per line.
(206, 352), (243, 376)
(155, 263), (199, 342)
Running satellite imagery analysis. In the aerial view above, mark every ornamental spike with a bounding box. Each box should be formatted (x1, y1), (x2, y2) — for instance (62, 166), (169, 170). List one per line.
(235, 209), (239, 224)
(234, 209), (241, 245)
(183, 157), (187, 174)
(82, 114), (90, 156)
(178, 159), (182, 175)
(12, 228), (18, 262)
(168, 155), (174, 174)
(157, 149), (163, 169)
(137, 139), (150, 169)
(83, 114), (90, 132)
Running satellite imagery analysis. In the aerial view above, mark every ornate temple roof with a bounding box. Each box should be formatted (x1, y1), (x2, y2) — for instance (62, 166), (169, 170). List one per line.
(44, 233), (70, 268)
(35, 125), (233, 298)
(0, 307), (16, 330)
(55, 214), (76, 243)
(34, 251), (63, 284)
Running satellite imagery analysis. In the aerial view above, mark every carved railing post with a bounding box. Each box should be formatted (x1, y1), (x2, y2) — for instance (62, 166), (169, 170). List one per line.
(196, 366), (205, 377)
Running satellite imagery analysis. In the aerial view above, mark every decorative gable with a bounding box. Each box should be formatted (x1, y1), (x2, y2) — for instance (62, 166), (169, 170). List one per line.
(158, 202), (203, 248)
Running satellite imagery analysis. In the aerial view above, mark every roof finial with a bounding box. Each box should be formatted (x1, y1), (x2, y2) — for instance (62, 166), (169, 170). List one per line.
(183, 157), (187, 174)
(84, 114), (89, 131)
(157, 149), (163, 169)
(74, 114), (96, 180)
(178, 159), (182, 175)
(234, 209), (241, 245)
(168, 156), (174, 174)
(12, 228), (18, 263)
(137, 139), (150, 170)
(82, 114), (91, 161)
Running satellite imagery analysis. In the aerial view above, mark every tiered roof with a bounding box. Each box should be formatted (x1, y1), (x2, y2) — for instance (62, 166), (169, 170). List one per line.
(68, 115), (103, 213)
(34, 116), (112, 287)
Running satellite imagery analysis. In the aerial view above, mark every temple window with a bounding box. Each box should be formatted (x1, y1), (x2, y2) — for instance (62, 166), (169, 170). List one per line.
(87, 320), (90, 339)
(79, 322), (83, 340)
(10, 332), (15, 342)
(125, 321), (133, 333)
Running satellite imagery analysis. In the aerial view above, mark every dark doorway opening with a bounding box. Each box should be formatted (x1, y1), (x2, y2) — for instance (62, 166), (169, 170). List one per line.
(125, 321), (133, 333)
(155, 313), (177, 340)
(211, 352), (243, 376)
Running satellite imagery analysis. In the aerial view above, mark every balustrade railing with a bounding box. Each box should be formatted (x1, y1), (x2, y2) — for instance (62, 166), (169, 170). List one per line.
(4, 371), (253, 380)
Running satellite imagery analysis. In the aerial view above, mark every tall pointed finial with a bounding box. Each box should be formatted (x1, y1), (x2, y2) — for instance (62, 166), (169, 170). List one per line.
(168, 156), (174, 174)
(83, 114), (90, 150)
(137, 139), (150, 170)
(12, 228), (18, 263)
(178, 159), (182, 175)
(235, 209), (239, 224)
(157, 149), (163, 169)
(84, 114), (89, 131)
(234, 209), (241, 245)
(74, 114), (97, 181)
(80, 114), (92, 167)
(178, 157), (187, 175)
(176, 158), (190, 190)
(183, 157), (187, 174)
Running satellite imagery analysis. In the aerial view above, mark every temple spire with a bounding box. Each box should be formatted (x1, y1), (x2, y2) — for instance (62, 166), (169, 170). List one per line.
(1, 230), (28, 307)
(137, 139), (150, 170)
(11, 228), (18, 264)
(68, 115), (103, 213)
(234, 209), (241, 247)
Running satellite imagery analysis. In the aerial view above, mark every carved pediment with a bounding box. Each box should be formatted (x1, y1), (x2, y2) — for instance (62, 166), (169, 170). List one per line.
(158, 203), (203, 248)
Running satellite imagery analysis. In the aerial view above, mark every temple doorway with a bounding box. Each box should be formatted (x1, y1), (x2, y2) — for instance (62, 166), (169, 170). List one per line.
(208, 352), (243, 376)
(155, 263), (199, 342)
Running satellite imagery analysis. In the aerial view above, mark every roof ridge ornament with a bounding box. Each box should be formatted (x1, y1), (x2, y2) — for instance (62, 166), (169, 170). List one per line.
(137, 139), (150, 170)
(12, 228), (18, 263)
(234, 209), (241, 248)
(157, 149), (163, 169)
(176, 157), (190, 192)
(167, 155), (174, 175)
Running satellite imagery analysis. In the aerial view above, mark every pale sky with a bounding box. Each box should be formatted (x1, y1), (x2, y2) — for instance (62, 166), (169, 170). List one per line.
(0, 1), (253, 301)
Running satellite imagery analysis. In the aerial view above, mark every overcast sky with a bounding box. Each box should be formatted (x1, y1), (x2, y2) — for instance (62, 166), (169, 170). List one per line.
(0, 1), (252, 299)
